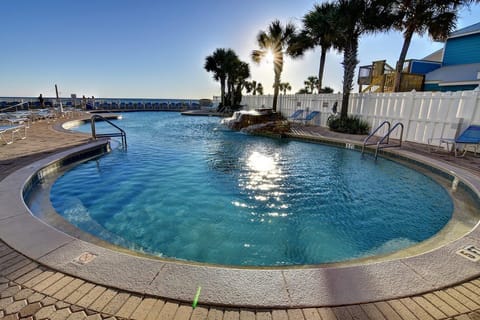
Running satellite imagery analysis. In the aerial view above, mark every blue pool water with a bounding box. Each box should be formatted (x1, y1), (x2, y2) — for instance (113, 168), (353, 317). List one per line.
(49, 112), (453, 266)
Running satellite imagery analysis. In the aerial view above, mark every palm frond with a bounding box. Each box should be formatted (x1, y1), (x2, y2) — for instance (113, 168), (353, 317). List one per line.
(256, 31), (271, 50)
(282, 22), (297, 42)
(428, 11), (457, 41)
(268, 20), (283, 40)
(251, 50), (266, 64)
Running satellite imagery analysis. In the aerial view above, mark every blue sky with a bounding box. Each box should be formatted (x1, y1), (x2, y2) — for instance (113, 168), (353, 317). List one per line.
(1, 1), (479, 99)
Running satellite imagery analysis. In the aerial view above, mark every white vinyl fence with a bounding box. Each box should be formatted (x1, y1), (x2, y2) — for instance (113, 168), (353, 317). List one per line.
(241, 88), (480, 145)
(241, 93), (342, 128)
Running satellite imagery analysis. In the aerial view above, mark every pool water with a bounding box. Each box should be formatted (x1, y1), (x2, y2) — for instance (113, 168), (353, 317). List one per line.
(49, 112), (453, 266)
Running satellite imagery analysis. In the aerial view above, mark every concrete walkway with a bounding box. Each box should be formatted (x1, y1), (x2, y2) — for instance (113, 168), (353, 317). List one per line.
(1, 115), (480, 319)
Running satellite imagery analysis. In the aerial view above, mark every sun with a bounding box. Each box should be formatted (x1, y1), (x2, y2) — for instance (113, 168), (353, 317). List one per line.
(265, 49), (275, 64)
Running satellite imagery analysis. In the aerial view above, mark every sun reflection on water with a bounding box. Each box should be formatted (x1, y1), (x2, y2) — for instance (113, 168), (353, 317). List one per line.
(237, 151), (289, 220)
(247, 151), (277, 173)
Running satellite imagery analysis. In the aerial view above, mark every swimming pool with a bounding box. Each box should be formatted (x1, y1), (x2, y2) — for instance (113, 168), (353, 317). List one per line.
(37, 112), (453, 266)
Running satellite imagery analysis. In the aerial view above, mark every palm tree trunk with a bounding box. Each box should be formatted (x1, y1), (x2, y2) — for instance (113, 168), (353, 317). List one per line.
(340, 40), (358, 119)
(235, 84), (241, 106)
(272, 55), (284, 112)
(272, 71), (281, 112)
(394, 28), (414, 92)
(220, 78), (226, 107)
(230, 80), (235, 107)
(318, 47), (327, 92)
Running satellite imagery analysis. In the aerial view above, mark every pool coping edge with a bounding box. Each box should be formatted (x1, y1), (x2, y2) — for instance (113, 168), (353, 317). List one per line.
(1, 136), (480, 308)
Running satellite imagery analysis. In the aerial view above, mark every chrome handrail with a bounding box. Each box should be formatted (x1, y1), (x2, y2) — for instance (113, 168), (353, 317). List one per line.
(374, 122), (404, 160)
(91, 114), (127, 148)
(362, 120), (391, 155)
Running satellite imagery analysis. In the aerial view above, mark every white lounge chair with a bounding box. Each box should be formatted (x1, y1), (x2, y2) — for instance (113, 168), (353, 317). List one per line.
(0, 112), (31, 127)
(0, 124), (26, 145)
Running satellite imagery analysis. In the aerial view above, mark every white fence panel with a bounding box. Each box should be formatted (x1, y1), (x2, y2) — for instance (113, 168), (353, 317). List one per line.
(242, 95), (274, 110)
(243, 93), (342, 127)
(240, 87), (480, 144)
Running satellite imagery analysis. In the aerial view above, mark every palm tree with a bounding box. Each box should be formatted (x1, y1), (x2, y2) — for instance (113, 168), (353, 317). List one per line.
(252, 20), (299, 112)
(256, 83), (264, 95)
(298, 2), (338, 92)
(205, 48), (237, 107)
(245, 80), (263, 95)
(320, 86), (334, 93)
(330, 0), (396, 119)
(392, 0), (477, 91)
(228, 60), (250, 107)
(297, 88), (310, 94)
(304, 76), (319, 94)
(278, 82), (292, 95)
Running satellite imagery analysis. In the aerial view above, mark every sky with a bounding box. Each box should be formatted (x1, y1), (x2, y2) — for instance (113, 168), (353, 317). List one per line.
(1, 1), (479, 99)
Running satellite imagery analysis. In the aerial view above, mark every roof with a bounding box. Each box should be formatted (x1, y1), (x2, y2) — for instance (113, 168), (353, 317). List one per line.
(449, 22), (480, 39)
(420, 22), (480, 61)
(425, 63), (480, 85)
(422, 48), (443, 62)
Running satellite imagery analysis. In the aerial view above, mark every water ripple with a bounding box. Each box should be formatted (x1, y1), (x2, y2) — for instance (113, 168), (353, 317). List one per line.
(49, 112), (453, 266)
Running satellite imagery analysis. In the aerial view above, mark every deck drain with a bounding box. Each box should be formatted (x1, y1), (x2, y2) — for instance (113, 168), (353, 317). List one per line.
(73, 252), (97, 265)
(456, 245), (480, 262)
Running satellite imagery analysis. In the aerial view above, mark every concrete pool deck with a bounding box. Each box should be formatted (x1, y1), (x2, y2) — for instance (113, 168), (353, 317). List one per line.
(1, 114), (480, 319)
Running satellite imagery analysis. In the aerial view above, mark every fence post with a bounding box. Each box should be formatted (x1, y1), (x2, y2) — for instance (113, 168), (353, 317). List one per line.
(471, 87), (480, 124)
(278, 94), (283, 114)
(403, 90), (417, 142)
(363, 93), (372, 126)
(457, 87), (480, 126)
(456, 89), (476, 129)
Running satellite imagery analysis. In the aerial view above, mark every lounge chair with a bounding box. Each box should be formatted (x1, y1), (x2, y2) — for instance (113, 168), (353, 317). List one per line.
(0, 112), (31, 127)
(299, 111), (320, 124)
(35, 108), (57, 121)
(428, 124), (480, 157)
(289, 109), (304, 120)
(0, 124), (26, 145)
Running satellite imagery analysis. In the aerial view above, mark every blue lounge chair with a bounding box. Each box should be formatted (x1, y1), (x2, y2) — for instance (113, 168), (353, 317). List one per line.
(289, 109), (304, 120)
(299, 111), (320, 124)
(303, 111), (319, 121)
(428, 124), (480, 157)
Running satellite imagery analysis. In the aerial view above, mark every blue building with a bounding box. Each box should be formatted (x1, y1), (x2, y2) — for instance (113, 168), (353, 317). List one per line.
(423, 22), (480, 91)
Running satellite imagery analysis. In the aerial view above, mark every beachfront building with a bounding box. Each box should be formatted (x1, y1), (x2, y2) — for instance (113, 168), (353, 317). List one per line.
(423, 21), (480, 91)
(357, 22), (480, 93)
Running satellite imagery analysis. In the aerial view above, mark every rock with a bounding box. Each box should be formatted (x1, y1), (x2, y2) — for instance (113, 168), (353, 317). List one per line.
(241, 121), (290, 136)
(221, 109), (289, 135)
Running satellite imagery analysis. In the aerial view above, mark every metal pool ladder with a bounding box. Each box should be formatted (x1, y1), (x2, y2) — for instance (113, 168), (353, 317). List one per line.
(91, 114), (127, 149)
(362, 120), (404, 160)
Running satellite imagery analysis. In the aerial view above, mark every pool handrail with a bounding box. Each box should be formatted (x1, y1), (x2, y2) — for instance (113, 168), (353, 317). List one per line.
(90, 114), (127, 149)
(374, 122), (404, 160)
(362, 120), (391, 155)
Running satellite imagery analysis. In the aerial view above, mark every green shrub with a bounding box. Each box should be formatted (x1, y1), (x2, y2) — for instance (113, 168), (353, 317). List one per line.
(327, 115), (370, 135)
